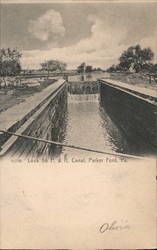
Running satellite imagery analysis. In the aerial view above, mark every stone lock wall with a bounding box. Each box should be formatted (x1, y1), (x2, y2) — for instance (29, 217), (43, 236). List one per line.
(7, 85), (67, 159)
(100, 81), (157, 155)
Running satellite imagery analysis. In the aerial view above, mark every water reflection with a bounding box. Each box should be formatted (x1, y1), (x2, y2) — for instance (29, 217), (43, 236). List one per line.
(61, 94), (117, 158)
(50, 81), (130, 159)
(99, 106), (131, 154)
(68, 72), (109, 82)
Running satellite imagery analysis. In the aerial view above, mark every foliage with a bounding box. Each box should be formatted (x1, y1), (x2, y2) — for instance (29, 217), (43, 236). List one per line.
(149, 63), (157, 75)
(41, 60), (67, 72)
(93, 67), (102, 71)
(106, 44), (157, 85)
(0, 48), (22, 76)
(106, 65), (117, 73)
(119, 45), (154, 73)
(77, 62), (86, 73)
(86, 65), (93, 73)
(77, 63), (99, 73)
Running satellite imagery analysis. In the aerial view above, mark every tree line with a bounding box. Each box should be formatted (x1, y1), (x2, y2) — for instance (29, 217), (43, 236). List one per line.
(0, 48), (67, 78)
(1, 45), (157, 84)
(77, 62), (102, 73)
(40, 60), (67, 73)
(107, 45), (157, 82)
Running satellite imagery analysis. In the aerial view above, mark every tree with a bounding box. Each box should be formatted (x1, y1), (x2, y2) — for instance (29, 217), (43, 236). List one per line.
(150, 64), (157, 75)
(0, 48), (22, 77)
(106, 65), (117, 73)
(86, 65), (93, 73)
(77, 62), (86, 73)
(41, 60), (67, 73)
(119, 45), (154, 73)
(140, 48), (154, 65)
(96, 67), (102, 71)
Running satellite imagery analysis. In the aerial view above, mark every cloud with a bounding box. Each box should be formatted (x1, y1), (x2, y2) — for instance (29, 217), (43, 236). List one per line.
(28, 9), (65, 41)
(140, 30), (157, 62)
(69, 15), (126, 55)
(22, 15), (131, 69)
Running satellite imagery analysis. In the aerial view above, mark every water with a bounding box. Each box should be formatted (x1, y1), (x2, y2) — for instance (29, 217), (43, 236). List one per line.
(56, 80), (130, 160)
(61, 94), (116, 158)
(68, 72), (109, 82)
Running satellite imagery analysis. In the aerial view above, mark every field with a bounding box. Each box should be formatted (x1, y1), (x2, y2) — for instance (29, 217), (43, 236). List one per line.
(0, 78), (56, 113)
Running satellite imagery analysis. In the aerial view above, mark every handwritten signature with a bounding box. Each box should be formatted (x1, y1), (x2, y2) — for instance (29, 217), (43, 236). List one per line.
(99, 220), (130, 233)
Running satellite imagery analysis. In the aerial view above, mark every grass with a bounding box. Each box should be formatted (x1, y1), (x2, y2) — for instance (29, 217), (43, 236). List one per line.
(108, 72), (157, 89)
(0, 78), (56, 113)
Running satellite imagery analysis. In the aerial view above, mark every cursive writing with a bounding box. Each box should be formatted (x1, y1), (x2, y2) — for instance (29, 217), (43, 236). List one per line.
(99, 220), (130, 233)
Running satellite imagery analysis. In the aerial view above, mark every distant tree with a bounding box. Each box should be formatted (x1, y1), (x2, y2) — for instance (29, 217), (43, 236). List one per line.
(114, 63), (127, 72)
(86, 65), (93, 73)
(96, 67), (102, 71)
(41, 60), (67, 73)
(106, 65), (117, 73)
(119, 45), (154, 73)
(93, 67), (102, 71)
(77, 62), (86, 73)
(0, 48), (22, 77)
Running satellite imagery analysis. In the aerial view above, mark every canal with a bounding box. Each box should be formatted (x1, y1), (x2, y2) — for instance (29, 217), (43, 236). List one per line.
(4, 72), (155, 159)
(49, 74), (138, 160)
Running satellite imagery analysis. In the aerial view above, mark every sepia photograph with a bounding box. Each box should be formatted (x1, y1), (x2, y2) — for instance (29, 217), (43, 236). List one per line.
(0, 0), (157, 160)
(0, 0), (156, 249)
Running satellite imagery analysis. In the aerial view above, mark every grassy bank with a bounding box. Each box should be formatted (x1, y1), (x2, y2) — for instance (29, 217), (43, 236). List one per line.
(0, 78), (56, 113)
(108, 72), (157, 89)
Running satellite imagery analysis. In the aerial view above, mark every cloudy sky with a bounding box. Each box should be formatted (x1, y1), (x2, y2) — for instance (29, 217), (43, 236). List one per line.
(1, 1), (157, 69)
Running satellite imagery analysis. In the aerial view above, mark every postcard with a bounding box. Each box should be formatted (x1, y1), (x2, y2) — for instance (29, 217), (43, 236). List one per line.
(0, 0), (156, 249)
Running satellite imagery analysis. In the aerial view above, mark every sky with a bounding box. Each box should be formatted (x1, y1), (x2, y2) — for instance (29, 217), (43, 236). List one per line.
(1, 1), (157, 69)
